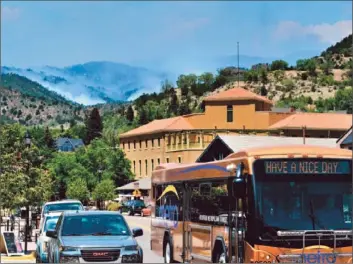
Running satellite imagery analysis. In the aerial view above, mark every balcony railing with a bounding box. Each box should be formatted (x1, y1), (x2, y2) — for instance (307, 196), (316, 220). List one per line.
(165, 141), (212, 152)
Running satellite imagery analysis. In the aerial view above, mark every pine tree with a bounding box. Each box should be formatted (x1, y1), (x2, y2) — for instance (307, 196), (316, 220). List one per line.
(126, 105), (134, 123)
(178, 101), (191, 115)
(168, 93), (179, 115)
(44, 126), (55, 149)
(138, 107), (148, 125)
(85, 108), (103, 144)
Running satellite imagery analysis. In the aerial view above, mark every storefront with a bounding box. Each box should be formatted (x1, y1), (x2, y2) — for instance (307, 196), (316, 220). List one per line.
(116, 177), (151, 204)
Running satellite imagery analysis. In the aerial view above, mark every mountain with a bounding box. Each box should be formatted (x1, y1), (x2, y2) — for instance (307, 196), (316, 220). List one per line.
(1, 61), (172, 105)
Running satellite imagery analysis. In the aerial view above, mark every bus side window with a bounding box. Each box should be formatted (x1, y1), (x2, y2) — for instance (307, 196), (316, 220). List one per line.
(199, 183), (212, 196)
(155, 185), (163, 218)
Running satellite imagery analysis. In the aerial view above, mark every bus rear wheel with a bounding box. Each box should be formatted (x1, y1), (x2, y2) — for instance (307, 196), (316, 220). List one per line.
(164, 241), (173, 263)
(216, 252), (226, 263)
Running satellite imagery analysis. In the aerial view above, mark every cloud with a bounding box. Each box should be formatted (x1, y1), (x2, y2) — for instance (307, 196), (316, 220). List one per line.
(162, 17), (210, 39)
(273, 20), (352, 44)
(1, 6), (21, 21)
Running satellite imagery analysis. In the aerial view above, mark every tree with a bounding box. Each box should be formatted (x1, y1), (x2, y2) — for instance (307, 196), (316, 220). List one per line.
(138, 107), (148, 125)
(126, 105), (134, 123)
(270, 60), (288, 71)
(260, 86), (268, 96)
(177, 74), (197, 97)
(44, 127), (55, 149)
(178, 101), (192, 115)
(92, 179), (116, 209)
(85, 108), (103, 144)
(161, 79), (173, 93)
(168, 93), (179, 116)
(260, 69), (269, 85)
(66, 178), (90, 202)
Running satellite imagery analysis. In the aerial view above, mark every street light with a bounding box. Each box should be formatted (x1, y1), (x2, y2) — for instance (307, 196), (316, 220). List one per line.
(24, 130), (31, 254)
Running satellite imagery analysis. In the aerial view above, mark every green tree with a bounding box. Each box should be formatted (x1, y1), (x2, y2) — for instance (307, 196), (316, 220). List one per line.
(178, 100), (192, 115)
(92, 179), (116, 209)
(126, 105), (134, 123)
(168, 93), (179, 116)
(138, 107), (148, 125)
(66, 178), (90, 202)
(85, 107), (103, 144)
(177, 74), (197, 97)
(270, 60), (288, 71)
(44, 126), (55, 149)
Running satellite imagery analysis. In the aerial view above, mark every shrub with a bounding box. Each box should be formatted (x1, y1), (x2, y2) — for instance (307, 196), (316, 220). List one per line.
(107, 201), (121, 211)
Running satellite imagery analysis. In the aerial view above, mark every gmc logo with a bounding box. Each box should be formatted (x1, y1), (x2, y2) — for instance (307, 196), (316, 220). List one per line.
(93, 252), (109, 256)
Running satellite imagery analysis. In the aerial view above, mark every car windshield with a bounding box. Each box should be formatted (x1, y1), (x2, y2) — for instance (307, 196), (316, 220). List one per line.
(61, 214), (130, 236)
(44, 216), (59, 232)
(44, 203), (83, 214)
(132, 200), (145, 206)
(254, 159), (352, 231)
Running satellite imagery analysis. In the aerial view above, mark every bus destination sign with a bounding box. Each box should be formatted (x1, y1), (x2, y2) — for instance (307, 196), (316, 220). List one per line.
(264, 160), (351, 175)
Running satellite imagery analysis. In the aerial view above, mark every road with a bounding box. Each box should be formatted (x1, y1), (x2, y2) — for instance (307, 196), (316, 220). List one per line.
(124, 214), (164, 263)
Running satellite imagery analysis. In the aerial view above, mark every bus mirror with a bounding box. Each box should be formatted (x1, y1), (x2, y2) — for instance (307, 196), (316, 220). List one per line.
(232, 177), (246, 198)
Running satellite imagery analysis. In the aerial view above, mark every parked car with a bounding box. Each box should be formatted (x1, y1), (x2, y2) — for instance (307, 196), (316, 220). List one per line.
(46, 211), (143, 263)
(39, 200), (84, 229)
(118, 200), (146, 216)
(36, 212), (61, 263)
(141, 205), (151, 217)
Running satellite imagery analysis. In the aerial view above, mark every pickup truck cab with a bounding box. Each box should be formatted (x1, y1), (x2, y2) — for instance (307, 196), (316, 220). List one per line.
(46, 211), (143, 263)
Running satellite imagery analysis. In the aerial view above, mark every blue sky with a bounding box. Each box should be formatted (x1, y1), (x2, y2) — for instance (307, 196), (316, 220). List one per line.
(1, 1), (352, 69)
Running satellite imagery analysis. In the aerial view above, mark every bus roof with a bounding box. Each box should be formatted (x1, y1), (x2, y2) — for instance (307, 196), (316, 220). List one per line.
(225, 145), (352, 159)
(152, 145), (351, 184)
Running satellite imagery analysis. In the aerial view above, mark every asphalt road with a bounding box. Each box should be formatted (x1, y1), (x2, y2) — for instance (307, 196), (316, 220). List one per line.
(124, 214), (164, 263)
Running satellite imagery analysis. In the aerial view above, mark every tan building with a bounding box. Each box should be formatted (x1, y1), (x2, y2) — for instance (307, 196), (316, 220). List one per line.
(119, 87), (352, 179)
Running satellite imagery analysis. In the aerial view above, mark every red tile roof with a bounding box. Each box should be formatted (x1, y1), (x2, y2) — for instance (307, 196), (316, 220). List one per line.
(119, 116), (194, 138)
(204, 87), (273, 104)
(269, 113), (352, 130)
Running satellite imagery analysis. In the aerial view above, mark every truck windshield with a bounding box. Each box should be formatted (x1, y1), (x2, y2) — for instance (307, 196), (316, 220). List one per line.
(44, 216), (59, 232)
(44, 203), (83, 214)
(254, 159), (352, 232)
(61, 214), (130, 236)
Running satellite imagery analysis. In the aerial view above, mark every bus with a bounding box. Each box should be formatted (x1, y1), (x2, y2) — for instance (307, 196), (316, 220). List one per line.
(150, 145), (352, 263)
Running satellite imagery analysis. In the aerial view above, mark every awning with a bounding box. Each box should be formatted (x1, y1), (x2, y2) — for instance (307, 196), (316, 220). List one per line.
(116, 177), (151, 191)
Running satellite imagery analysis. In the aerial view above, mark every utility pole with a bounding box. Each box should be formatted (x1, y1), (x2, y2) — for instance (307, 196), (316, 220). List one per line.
(237, 41), (240, 87)
(24, 130), (31, 254)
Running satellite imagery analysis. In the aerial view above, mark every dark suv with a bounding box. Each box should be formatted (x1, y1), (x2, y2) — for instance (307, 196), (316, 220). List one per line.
(119, 200), (146, 216)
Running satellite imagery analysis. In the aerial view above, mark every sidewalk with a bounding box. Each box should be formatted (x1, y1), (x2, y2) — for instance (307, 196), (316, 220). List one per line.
(1, 252), (36, 263)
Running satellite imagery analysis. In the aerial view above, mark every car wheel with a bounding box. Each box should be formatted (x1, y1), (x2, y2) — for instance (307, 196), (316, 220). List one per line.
(164, 241), (173, 263)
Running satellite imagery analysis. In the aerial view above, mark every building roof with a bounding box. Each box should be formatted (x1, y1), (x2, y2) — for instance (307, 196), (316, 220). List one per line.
(269, 113), (352, 131)
(116, 177), (151, 191)
(119, 116), (194, 138)
(337, 126), (352, 146)
(203, 87), (273, 104)
(196, 134), (338, 162)
(56, 137), (84, 148)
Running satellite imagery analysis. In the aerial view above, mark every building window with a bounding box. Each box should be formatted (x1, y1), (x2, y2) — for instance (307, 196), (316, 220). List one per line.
(178, 157), (182, 163)
(227, 105), (233, 122)
(128, 142), (130, 149)
(145, 160), (148, 176)
(133, 140), (136, 149)
(139, 140), (142, 149)
(151, 139), (154, 148)
(158, 138), (161, 147)
(139, 160), (142, 177)
(151, 159), (154, 171)
(166, 157), (170, 163)
(145, 140), (148, 148)
(133, 161), (136, 174)
(157, 158), (160, 165)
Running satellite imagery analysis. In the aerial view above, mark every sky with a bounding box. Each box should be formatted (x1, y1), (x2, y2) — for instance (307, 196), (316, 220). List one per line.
(1, 1), (352, 69)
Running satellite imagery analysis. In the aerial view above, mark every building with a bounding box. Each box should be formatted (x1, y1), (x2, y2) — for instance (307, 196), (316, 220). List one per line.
(119, 87), (351, 179)
(196, 134), (339, 162)
(55, 137), (84, 152)
(116, 177), (151, 203)
(337, 127), (352, 150)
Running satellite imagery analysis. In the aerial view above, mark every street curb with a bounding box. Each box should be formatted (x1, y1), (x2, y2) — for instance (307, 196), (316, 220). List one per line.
(1, 251), (36, 260)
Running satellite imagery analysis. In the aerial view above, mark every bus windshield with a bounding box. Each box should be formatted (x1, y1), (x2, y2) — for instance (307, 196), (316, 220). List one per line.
(254, 159), (352, 232)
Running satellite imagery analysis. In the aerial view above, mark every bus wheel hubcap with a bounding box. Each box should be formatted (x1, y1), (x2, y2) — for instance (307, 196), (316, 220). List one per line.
(219, 253), (226, 263)
(165, 243), (170, 263)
